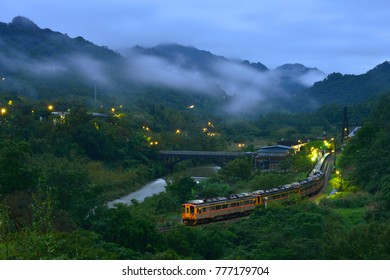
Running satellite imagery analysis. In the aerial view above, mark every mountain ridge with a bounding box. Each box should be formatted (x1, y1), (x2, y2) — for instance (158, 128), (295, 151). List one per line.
(1, 16), (390, 116)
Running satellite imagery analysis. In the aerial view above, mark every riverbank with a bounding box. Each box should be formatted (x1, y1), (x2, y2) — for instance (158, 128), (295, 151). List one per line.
(107, 164), (221, 208)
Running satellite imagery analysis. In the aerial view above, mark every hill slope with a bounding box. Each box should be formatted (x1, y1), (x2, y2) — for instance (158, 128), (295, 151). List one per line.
(300, 61), (390, 109)
(4, 16), (390, 116)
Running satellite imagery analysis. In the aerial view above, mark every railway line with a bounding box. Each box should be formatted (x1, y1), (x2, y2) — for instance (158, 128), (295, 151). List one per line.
(157, 153), (334, 232)
(182, 153), (332, 226)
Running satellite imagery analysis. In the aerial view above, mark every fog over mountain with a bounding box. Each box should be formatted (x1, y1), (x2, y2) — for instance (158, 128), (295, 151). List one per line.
(1, 16), (327, 115)
(125, 44), (326, 113)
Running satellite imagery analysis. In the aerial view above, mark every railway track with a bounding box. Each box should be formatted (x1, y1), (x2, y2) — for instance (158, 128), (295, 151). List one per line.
(309, 153), (334, 201)
(159, 153), (335, 232)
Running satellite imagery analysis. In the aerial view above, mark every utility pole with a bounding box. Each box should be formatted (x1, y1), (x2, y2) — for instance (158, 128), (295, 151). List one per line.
(342, 106), (349, 144)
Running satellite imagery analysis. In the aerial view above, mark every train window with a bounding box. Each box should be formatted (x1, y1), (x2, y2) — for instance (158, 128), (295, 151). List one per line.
(211, 206), (216, 211)
(222, 204), (228, 209)
(190, 206), (194, 214)
(216, 205), (221, 210)
(182, 206), (186, 213)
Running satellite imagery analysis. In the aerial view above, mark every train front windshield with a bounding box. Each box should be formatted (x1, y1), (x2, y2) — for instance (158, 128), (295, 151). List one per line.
(182, 205), (195, 214)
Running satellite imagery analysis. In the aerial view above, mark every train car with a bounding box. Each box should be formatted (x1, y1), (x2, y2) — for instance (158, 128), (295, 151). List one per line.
(182, 193), (256, 225)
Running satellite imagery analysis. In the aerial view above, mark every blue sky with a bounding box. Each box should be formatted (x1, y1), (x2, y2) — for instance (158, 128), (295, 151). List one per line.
(2, 0), (390, 74)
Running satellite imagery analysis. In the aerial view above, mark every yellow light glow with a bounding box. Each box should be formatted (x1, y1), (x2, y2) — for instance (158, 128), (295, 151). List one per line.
(187, 105), (195, 109)
(1, 108), (6, 115)
(48, 105), (54, 111)
(149, 141), (158, 146)
(175, 129), (181, 134)
(114, 113), (125, 118)
(111, 108), (115, 113)
(8, 100), (12, 106)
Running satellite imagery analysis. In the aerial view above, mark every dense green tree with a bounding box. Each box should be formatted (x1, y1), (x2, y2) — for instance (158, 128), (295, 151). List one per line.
(165, 177), (197, 203)
(91, 205), (165, 253)
(0, 141), (39, 194)
(219, 157), (253, 181)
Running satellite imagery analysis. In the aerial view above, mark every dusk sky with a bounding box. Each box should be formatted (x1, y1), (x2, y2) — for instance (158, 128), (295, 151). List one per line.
(1, 0), (390, 75)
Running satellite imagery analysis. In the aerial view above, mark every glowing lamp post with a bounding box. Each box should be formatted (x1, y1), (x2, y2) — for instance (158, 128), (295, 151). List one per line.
(336, 170), (343, 190)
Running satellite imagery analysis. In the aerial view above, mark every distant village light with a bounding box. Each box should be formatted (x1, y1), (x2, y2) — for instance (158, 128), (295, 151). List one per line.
(48, 105), (54, 111)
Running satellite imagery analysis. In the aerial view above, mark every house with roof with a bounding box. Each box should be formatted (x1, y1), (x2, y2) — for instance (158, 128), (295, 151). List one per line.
(255, 145), (294, 170)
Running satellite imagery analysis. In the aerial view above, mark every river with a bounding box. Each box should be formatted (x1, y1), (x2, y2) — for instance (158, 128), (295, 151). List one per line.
(107, 165), (220, 208)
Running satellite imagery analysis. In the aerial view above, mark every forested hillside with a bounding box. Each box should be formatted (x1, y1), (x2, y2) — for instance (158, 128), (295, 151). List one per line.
(0, 16), (389, 260)
(340, 93), (390, 221)
(299, 62), (390, 110)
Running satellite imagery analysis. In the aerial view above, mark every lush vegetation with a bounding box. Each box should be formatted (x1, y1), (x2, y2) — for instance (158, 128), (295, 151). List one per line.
(1, 84), (390, 259)
(1, 16), (389, 260)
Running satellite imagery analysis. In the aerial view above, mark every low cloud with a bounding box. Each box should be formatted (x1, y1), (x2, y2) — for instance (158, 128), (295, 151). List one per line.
(1, 33), (324, 114)
(123, 50), (317, 115)
(125, 52), (214, 93)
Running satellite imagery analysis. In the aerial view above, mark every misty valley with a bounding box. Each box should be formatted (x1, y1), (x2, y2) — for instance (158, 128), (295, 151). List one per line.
(0, 16), (389, 260)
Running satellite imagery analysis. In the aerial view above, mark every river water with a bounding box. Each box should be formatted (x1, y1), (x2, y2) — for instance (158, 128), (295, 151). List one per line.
(107, 165), (220, 208)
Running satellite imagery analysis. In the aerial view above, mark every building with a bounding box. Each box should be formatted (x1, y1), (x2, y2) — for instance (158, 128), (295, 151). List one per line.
(255, 145), (294, 170)
(277, 139), (309, 153)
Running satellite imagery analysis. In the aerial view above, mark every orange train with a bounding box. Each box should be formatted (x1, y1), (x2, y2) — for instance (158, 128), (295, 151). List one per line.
(182, 168), (325, 226)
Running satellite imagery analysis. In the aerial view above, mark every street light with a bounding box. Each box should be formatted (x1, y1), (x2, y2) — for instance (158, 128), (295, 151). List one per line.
(336, 170), (343, 190)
